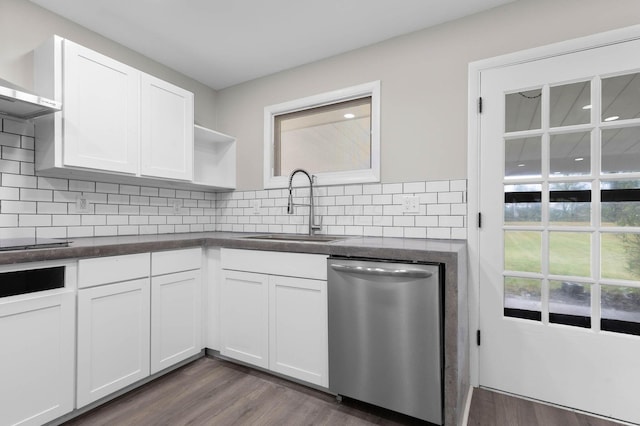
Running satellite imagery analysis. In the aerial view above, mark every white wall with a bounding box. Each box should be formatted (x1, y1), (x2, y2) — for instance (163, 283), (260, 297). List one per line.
(215, 0), (640, 190)
(0, 0), (217, 128)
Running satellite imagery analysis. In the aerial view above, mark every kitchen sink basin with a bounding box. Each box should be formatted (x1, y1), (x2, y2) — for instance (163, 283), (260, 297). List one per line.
(243, 234), (347, 243)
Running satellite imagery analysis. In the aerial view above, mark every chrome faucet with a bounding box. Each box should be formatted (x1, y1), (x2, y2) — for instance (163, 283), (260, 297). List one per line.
(287, 168), (321, 235)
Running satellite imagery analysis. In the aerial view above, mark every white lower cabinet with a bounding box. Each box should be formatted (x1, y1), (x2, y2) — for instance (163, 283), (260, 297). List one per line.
(220, 249), (328, 387)
(77, 252), (151, 408)
(151, 269), (202, 374)
(0, 290), (75, 426)
(220, 270), (269, 368)
(76, 277), (151, 408)
(77, 249), (204, 407)
(269, 275), (328, 387)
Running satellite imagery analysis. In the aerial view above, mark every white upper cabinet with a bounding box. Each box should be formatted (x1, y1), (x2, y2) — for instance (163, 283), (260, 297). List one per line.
(141, 74), (194, 181)
(63, 40), (140, 174)
(33, 36), (210, 187)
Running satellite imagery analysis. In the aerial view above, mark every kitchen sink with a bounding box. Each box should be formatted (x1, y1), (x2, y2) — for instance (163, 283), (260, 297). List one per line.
(243, 234), (347, 243)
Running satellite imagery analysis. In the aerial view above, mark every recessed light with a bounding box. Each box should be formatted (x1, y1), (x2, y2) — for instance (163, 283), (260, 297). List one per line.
(575, 157), (584, 162)
(343, 113), (355, 119)
(604, 115), (619, 122)
(582, 104), (592, 110)
(517, 163), (525, 167)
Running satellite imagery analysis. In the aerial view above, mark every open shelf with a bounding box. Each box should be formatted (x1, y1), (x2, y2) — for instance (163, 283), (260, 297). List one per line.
(193, 124), (236, 190)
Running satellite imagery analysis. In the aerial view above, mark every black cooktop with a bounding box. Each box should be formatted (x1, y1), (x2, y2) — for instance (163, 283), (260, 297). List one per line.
(0, 237), (70, 251)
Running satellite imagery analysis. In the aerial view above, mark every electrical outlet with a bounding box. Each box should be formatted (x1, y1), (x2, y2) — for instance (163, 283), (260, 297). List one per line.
(76, 195), (90, 213)
(250, 199), (261, 215)
(170, 199), (182, 214)
(402, 195), (420, 214)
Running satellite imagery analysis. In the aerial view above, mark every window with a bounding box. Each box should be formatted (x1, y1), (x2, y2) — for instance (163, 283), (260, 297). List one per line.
(263, 81), (380, 188)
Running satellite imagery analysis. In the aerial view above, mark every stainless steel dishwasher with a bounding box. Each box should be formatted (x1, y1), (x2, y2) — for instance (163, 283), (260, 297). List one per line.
(327, 257), (442, 424)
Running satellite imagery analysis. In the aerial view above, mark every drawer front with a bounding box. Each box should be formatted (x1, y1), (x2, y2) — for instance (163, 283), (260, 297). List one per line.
(78, 253), (150, 288)
(221, 248), (327, 280)
(152, 247), (202, 276)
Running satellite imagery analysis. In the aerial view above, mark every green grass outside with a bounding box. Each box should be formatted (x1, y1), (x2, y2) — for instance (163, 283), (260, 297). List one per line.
(504, 231), (638, 281)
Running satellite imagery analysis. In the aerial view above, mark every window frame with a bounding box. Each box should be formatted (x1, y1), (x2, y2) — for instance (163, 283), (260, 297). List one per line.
(263, 81), (380, 189)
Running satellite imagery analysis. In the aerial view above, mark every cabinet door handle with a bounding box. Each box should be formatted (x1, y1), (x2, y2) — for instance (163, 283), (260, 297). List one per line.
(329, 263), (433, 279)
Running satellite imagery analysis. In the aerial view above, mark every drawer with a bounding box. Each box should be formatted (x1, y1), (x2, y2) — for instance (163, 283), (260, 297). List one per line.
(152, 247), (202, 276)
(221, 248), (327, 280)
(78, 253), (150, 288)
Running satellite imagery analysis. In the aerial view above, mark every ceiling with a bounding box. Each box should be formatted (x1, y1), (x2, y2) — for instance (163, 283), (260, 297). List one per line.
(29, 0), (515, 90)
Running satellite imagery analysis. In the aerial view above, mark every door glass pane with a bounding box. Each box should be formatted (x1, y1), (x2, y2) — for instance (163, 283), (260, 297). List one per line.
(601, 285), (640, 336)
(504, 276), (541, 321)
(549, 232), (591, 277)
(550, 81), (591, 127)
(550, 132), (591, 176)
(505, 231), (541, 273)
(601, 180), (640, 226)
(549, 280), (591, 328)
(504, 184), (541, 224)
(505, 136), (541, 178)
(549, 182), (591, 226)
(602, 127), (640, 174)
(601, 73), (640, 122)
(505, 89), (542, 132)
(601, 233), (640, 281)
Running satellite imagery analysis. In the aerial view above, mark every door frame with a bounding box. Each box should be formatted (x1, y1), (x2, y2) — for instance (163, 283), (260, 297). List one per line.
(467, 23), (640, 388)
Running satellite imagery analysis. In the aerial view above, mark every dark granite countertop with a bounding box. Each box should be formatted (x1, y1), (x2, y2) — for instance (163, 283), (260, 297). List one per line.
(0, 232), (466, 265)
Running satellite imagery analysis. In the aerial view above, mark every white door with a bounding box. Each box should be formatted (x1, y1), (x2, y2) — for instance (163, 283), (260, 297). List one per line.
(140, 73), (194, 181)
(269, 275), (328, 387)
(151, 270), (202, 374)
(77, 278), (151, 408)
(63, 40), (139, 174)
(479, 38), (640, 423)
(219, 270), (269, 368)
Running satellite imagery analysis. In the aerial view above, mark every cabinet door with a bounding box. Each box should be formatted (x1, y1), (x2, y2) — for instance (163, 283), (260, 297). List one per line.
(77, 278), (151, 408)
(0, 292), (75, 426)
(140, 74), (194, 180)
(63, 40), (139, 174)
(269, 276), (328, 387)
(151, 270), (202, 374)
(220, 270), (269, 368)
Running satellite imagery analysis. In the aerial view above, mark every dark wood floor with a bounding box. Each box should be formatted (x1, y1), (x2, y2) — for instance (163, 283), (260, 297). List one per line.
(63, 356), (624, 426)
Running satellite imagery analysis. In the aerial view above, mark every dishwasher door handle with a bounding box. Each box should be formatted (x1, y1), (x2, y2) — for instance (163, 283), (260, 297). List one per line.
(329, 263), (433, 279)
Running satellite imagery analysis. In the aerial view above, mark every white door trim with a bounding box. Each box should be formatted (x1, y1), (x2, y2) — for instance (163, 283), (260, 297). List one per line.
(467, 23), (640, 387)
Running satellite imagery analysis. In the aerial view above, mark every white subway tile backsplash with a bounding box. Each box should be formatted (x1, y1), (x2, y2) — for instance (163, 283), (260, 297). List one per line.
(0, 128), (466, 240)
(21, 188), (52, 202)
(3, 173), (37, 188)
(425, 181), (449, 192)
(0, 214), (18, 227)
(38, 177), (68, 191)
(21, 136), (35, 150)
(0, 187), (19, 200)
(37, 202), (67, 214)
(96, 182), (118, 193)
(3, 119), (34, 137)
(0, 133), (21, 147)
(344, 185), (362, 195)
(70, 180), (96, 192)
(2, 200), (36, 214)
(19, 214), (51, 227)
(382, 183), (403, 194)
(403, 181), (425, 193)
(0, 159), (20, 173)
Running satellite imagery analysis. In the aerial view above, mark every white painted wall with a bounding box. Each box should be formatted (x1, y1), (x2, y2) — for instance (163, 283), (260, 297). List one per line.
(215, 0), (640, 190)
(0, 0), (217, 128)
